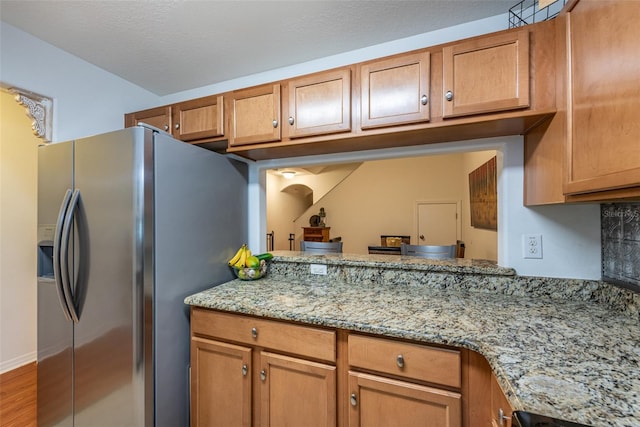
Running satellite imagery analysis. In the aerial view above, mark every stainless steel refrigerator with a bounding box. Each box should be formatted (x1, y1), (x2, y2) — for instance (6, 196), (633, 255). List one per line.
(36, 125), (247, 427)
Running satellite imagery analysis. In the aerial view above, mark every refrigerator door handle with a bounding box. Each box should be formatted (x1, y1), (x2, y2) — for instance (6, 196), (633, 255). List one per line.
(60, 188), (81, 323)
(53, 189), (73, 321)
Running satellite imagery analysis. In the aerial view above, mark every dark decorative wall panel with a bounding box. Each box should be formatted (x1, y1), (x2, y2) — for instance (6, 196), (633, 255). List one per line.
(602, 203), (640, 289)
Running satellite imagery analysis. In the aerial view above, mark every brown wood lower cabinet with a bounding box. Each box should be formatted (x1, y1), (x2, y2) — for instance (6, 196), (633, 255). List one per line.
(190, 308), (337, 427)
(348, 372), (461, 427)
(261, 352), (336, 427)
(191, 337), (252, 427)
(190, 308), (510, 427)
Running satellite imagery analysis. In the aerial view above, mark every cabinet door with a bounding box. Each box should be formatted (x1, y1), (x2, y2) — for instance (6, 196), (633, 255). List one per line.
(564, 0), (640, 196)
(124, 106), (172, 132)
(287, 68), (351, 138)
(443, 30), (529, 118)
(173, 95), (224, 141)
(260, 352), (336, 427)
(349, 371), (461, 427)
(190, 337), (252, 427)
(230, 84), (281, 146)
(490, 374), (513, 427)
(360, 52), (430, 129)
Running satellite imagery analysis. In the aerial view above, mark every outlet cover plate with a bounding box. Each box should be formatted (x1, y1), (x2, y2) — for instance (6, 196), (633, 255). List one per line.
(310, 264), (328, 275)
(522, 234), (543, 259)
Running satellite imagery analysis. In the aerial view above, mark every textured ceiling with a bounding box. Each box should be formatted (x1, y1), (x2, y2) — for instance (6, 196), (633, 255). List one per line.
(0, 0), (511, 96)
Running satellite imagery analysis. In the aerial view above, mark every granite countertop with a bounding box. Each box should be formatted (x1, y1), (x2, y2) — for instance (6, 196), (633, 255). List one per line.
(185, 252), (640, 427)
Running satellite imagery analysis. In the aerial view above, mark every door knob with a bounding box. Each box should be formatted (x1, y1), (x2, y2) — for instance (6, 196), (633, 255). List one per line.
(419, 235), (425, 240)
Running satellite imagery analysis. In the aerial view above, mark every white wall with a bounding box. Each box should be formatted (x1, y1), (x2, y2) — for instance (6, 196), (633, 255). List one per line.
(0, 22), (161, 142)
(0, 91), (40, 372)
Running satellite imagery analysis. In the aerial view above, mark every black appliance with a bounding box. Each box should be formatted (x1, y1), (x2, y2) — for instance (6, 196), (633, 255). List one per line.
(512, 411), (591, 427)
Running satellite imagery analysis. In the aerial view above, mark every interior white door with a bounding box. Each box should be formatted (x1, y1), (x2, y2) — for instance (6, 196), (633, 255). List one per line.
(416, 202), (459, 245)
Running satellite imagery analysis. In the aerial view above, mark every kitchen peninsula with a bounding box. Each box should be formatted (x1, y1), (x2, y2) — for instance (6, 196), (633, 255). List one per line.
(185, 252), (639, 427)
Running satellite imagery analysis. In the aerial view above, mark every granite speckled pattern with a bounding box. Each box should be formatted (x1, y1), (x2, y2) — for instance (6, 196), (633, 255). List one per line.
(185, 252), (640, 427)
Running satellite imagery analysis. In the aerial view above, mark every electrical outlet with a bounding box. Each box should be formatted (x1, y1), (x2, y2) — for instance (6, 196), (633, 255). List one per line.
(522, 234), (543, 259)
(310, 264), (328, 275)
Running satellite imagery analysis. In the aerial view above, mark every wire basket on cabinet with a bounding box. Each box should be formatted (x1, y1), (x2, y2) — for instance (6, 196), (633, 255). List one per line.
(508, 0), (567, 28)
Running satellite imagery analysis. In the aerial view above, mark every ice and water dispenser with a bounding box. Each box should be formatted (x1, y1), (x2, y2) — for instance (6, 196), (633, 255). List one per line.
(37, 224), (56, 279)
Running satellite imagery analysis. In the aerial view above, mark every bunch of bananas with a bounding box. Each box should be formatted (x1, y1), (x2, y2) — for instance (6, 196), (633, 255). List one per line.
(228, 244), (273, 269)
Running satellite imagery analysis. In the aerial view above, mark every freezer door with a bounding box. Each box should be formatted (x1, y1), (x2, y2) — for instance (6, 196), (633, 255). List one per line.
(72, 127), (149, 426)
(37, 141), (74, 427)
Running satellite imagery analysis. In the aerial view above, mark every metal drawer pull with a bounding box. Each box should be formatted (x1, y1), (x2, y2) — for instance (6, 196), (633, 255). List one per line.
(251, 327), (258, 339)
(260, 370), (267, 381)
(175, 123), (180, 129)
(445, 90), (454, 101)
(272, 119), (278, 128)
(421, 94), (428, 105)
(498, 408), (511, 426)
(242, 364), (248, 377)
(396, 354), (405, 368)
(350, 393), (357, 406)
(288, 116), (295, 125)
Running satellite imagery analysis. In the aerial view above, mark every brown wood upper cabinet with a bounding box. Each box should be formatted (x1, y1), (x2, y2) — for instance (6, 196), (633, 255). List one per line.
(563, 0), (640, 198)
(442, 30), (529, 118)
(285, 68), (351, 138)
(124, 106), (172, 132)
(172, 95), (224, 141)
(360, 52), (431, 129)
(229, 84), (281, 146)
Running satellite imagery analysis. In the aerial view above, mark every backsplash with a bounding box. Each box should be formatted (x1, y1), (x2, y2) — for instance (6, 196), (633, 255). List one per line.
(602, 203), (640, 289)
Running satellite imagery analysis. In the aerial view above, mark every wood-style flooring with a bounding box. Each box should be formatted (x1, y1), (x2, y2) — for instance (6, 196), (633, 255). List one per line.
(0, 362), (36, 427)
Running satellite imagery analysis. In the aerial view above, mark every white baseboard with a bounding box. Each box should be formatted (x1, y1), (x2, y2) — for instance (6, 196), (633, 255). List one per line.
(0, 352), (37, 374)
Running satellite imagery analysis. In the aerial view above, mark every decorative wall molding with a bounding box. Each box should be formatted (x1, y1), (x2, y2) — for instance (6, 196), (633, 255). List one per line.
(5, 86), (53, 143)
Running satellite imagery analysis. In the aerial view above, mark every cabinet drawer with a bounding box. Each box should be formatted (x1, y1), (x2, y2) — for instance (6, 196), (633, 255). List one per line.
(192, 308), (336, 363)
(348, 334), (460, 388)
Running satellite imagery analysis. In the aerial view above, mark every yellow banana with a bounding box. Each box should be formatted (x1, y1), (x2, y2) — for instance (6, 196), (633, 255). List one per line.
(228, 244), (246, 266)
(234, 246), (248, 268)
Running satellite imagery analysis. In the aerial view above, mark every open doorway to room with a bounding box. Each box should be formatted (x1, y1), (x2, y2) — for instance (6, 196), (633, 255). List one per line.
(266, 150), (498, 261)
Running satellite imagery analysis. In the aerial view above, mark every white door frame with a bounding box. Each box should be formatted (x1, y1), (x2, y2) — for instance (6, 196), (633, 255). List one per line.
(414, 200), (462, 245)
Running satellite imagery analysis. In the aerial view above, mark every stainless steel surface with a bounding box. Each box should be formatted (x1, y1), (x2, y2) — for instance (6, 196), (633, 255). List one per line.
(37, 126), (248, 427)
(288, 116), (294, 125)
(445, 90), (454, 101)
(396, 354), (405, 368)
(421, 94), (428, 105)
(38, 141), (74, 427)
(272, 119), (278, 128)
(350, 393), (357, 406)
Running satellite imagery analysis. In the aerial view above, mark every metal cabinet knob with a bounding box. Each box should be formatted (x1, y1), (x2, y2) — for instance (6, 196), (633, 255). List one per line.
(163, 125), (169, 131)
(251, 327), (258, 339)
(350, 393), (357, 407)
(396, 354), (405, 368)
(260, 369), (267, 381)
(272, 119), (278, 128)
(421, 94), (428, 105)
(175, 123), (180, 129)
(288, 116), (295, 125)
(419, 234), (425, 241)
(242, 364), (248, 377)
(445, 91), (454, 101)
